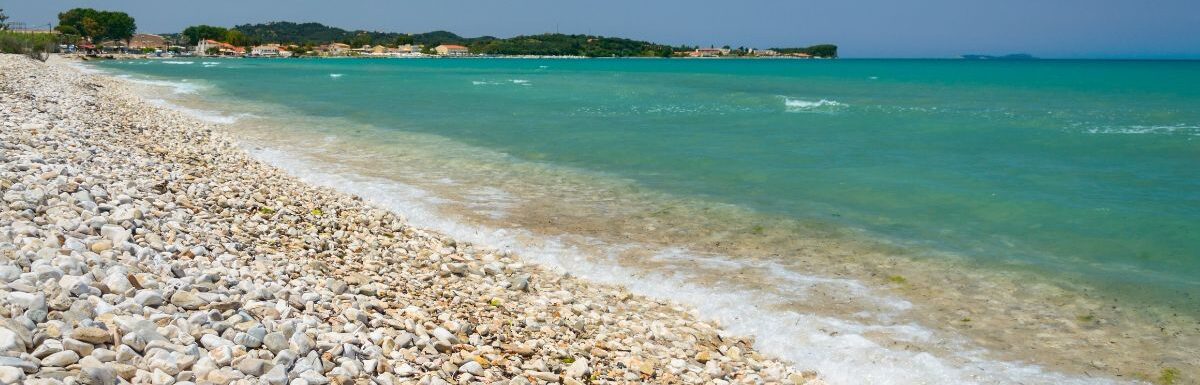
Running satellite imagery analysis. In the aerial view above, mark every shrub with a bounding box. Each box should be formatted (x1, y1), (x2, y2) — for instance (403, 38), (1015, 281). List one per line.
(0, 31), (58, 62)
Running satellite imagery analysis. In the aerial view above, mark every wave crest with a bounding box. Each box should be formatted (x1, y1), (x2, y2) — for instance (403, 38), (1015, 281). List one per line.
(783, 97), (847, 113)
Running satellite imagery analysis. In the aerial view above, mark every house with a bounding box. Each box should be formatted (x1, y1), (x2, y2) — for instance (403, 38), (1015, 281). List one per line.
(329, 43), (351, 56)
(251, 44), (289, 57)
(197, 39), (244, 56)
(689, 48), (724, 57)
(752, 49), (779, 57)
(196, 39), (220, 55)
(434, 44), (469, 56)
(129, 34), (168, 51)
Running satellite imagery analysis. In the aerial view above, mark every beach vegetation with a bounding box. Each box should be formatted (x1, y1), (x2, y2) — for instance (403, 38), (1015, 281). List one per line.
(771, 44), (839, 58)
(887, 275), (907, 284)
(258, 207), (276, 215)
(750, 225), (766, 235)
(311, 209), (324, 216)
(56, 8), (136, 43)
(0, 31), (58, 62)
(1157, 367), (1180, 384)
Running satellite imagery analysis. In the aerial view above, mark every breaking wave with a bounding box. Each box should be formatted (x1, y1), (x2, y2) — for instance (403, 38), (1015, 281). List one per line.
(783, 97), (848, 113)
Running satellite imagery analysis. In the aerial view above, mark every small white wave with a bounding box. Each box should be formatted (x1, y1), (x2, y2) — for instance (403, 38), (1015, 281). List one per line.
(509, 79), (530, 85)
(784, 97), (848, 113)
(65, 62), (107, 75)
(202, 62), (221, 65)
(162, 61), (194, 65)
(143, 99), (253, 125)
(329, 73), (344, 78)
(472, 80), (499, 85)
(1082, 124), (1200, 136)
(121, 77), (204, 95)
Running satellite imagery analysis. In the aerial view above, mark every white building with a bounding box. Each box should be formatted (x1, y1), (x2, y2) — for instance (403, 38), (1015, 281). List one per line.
(195, 39), (219, 56)
(251, 44), (291, 57)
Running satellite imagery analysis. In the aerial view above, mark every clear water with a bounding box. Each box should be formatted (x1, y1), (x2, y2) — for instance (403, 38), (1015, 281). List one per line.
(91, 58), (1200, 384)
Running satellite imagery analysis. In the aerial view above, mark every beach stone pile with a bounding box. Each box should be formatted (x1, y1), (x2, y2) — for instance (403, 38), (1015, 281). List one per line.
(0, 53), (816, 385)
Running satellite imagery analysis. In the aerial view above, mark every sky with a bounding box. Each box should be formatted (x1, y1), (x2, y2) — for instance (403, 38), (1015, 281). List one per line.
(3, 0), (1199, 58)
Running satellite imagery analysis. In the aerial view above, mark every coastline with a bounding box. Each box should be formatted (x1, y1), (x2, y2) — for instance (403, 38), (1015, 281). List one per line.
(91, 57), (1200, 385)
(0, 53), (810, 385)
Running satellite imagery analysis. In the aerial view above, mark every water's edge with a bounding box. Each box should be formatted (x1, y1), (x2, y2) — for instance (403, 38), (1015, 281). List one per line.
(79, 59), (1199, 385)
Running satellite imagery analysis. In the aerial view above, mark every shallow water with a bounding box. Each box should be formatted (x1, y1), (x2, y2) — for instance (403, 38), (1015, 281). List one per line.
(91, 58), (1200, 384)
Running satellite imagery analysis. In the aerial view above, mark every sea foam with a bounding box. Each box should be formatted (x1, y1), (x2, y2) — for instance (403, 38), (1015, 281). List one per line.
(784, 97), (847, 112)
(119, 76), (205, 95)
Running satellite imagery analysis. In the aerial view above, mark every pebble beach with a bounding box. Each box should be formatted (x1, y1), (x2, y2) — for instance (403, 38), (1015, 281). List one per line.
(0, 53), (812, 385)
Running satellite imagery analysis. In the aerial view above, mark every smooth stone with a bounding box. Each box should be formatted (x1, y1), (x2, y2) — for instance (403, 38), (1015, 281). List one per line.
(0, 366), (25, 384)
(204, 368), (244, 385)
(42, 350), (80, 367)
(70, 327), (111, 345)
(99, 224), (130, 244)
(262, 365), (287, 385)
(0, 327), (25, 352)
(565, 358), (590, 378)
(458, 361), (483, 376)
(77, 365), (118, 385)
(262, 332), (287, 354)
(90, 240), (113, 253)
(235, 358), (273, 376)
(91, 348), (117, 362)
(288, 332), (314, 356)
(32, 339), (64, 358)
(169, 291), (204, 310)
(132, 290), (165, 307)
(0, 266), (20, 283)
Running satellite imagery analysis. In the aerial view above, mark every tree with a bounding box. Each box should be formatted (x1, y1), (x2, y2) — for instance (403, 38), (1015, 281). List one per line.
(394, 35), (414, 46)
(347, 33), (371, 48)
(98, 11), (135, 43)
(205, 47), (220, 56)
(182, 25), (229, 45)
(224, 29), (250, 47)
(56, 8), (136, 43)
(0, 8), (9, 30)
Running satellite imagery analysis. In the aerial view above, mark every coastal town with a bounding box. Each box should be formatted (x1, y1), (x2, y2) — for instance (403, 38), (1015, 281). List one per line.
(63, 33), (826, 59)
(2, 10), (835, 60)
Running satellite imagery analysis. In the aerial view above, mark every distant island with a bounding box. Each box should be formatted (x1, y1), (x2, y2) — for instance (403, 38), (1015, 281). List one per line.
(960, 53), (1037, 60)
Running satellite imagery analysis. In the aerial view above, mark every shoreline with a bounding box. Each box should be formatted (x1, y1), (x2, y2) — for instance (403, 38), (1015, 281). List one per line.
(95, 58), (1199, 385)
(0, 53), (811, 385)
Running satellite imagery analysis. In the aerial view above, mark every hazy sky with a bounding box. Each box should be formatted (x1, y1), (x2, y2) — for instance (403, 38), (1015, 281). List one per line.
(3, 0), (1198, 58)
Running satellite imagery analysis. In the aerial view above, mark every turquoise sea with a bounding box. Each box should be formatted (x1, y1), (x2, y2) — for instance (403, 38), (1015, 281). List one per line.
(92, 58), (1199, 384)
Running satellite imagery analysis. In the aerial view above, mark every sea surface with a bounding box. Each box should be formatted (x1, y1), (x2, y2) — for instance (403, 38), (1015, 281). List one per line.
(90, 58), (1200, 384)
